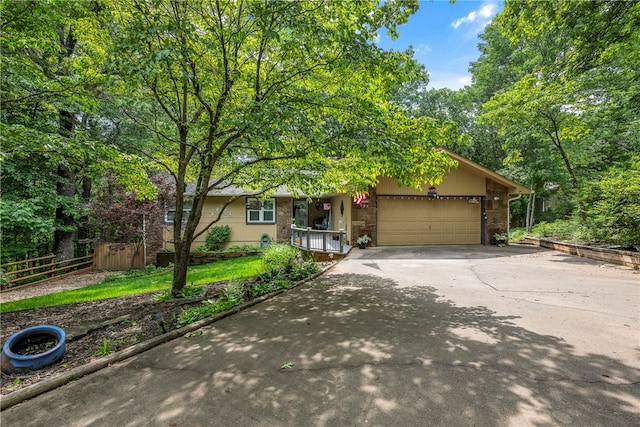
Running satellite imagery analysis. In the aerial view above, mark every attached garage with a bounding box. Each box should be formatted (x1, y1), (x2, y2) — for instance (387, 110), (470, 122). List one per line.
(350, 150), (530, 247)
(377, 196), (481, 245)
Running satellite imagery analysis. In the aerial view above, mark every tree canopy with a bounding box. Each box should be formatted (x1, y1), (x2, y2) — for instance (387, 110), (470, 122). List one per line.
(104, 0), (455, 293)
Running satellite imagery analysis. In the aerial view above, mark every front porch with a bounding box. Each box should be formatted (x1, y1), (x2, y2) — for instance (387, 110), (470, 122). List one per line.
(290, 226), (351, 255)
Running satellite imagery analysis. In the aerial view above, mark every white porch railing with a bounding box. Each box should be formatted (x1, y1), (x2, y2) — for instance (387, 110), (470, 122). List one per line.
(290, 226), (349, 254)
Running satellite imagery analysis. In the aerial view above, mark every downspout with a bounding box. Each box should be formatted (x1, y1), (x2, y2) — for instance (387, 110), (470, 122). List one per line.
(508, 193), (523, 239)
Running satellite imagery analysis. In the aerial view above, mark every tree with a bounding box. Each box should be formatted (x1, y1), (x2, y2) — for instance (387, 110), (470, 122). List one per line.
(106, 0), (455, 295)
(0, 0), (156, 262)
(472, 0), (640, 229)
(89, 172), (170, 267)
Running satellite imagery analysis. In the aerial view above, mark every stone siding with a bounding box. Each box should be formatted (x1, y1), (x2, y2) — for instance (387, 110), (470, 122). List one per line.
(485, 180), (509, 244)
(350, 187), (377, 246)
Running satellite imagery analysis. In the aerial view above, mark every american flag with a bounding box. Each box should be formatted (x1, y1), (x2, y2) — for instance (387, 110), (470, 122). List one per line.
(354, 192), (367, 206)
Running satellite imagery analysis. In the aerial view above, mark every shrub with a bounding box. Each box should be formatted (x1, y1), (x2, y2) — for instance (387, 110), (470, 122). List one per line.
(262, 244), (301, 275)
(218, 280), (244, 307)
(531, 220), (593, 243)
(155, 286), (204, 301)
(288, 260), (320, 281)
(249, 281), (274, 298)
(205, 225), (232, 251)
(581, 157), (640, 244)
(177, 280), (245, 326)
(226, 244), (262, 252)
(177, 303), (215, 327)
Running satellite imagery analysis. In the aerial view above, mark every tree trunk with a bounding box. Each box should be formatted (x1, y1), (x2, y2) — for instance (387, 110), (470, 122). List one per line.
(172, 241), (190, 296)
(54, 110), (77, 260)
(526, 191), (535, 232)
(54, 163), (76, 260)
(76, 176), (92, 256)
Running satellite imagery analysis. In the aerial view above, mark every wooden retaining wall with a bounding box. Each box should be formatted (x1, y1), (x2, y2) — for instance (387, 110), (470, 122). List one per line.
(524, 238), (639, 270)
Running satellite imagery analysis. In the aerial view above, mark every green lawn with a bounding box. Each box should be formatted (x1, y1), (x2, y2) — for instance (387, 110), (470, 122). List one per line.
(0, 256), (263, 313)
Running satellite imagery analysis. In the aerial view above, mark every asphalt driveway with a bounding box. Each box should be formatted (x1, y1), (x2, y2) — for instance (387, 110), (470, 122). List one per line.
(3, 245), (639, 426)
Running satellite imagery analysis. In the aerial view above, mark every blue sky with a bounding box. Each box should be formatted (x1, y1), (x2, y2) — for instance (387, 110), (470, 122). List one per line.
(377, 0), (503, 90)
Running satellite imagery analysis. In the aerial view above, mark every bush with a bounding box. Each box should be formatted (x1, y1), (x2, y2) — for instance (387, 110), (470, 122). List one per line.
(205, 225), (232, 251)
(581, 157), (640, 244)
(262, 244), (301, 275)
(177, 280), (245, 326)
(217, 280), (244, 307)
(250, 281), (275, 298)
(531, 220), (593, 243)
(289, 260), (320, 281)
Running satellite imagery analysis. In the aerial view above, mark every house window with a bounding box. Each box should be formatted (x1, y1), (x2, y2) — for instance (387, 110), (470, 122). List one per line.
(246, 198), (276, 224)
(165, 202), (192, 223)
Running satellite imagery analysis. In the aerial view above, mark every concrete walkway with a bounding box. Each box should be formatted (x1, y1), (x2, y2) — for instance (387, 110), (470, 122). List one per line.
(2, 245), (639, 426)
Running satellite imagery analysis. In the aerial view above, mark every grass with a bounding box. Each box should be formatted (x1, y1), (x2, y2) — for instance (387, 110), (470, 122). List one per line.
(0, 256), (263, 313)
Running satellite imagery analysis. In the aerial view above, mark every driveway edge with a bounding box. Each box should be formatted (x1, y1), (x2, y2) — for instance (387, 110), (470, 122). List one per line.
(1, 264), (336, 411)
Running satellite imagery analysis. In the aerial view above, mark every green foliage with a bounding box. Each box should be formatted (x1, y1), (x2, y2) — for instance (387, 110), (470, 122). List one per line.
(288, 261), (320, 282)
(0, 0), (160, 262)
(1, 256), (262, 313)
(217, 281), (245, 308)
(205, 226), (232, 252)
(176, 251), (320, 326)
(581, 157), (640, 244)
(95, 338), (112, 357)
(531, 220), (593, 244)
(177, 304), (216, 327)
(104, 0), (456, 295)
(155, 286), (204, 302)
(262, 244), (301, 275)
(0, 269), (10, 287)
(226, 244), (262, 252)
(469, 0), (639, 234)
(509, 228), (530, 242)
(249, 282), (275, 298)
(177, 281), (245, 327)
(356, 235), (371, 245)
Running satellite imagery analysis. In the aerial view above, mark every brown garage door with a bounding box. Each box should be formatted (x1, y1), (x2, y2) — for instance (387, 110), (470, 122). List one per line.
(377, 197), (481, 245)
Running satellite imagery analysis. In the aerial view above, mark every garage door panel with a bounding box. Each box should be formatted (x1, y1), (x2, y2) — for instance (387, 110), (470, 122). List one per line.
(378, 198), (480, 245)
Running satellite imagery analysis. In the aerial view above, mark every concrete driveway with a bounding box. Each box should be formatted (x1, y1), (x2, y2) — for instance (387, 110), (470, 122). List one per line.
(3, 245), (639, 426)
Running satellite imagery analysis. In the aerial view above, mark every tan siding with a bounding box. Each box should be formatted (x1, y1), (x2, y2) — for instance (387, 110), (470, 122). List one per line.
(377, 166), (485, 196)
(163, 197), (277, 250)
(197, 197), (277, 248)
(331, 194), (351, 234)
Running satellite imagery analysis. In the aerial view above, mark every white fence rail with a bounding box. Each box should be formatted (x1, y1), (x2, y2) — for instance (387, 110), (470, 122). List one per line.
(290, 226), (348, 254)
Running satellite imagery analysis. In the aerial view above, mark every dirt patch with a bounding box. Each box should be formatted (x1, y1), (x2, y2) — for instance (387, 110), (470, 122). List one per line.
(0, 280), (226, 396)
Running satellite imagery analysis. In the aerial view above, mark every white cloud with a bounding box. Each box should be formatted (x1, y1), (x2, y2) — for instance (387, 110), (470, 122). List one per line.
(451, 3), (498, 30)
(413, 43), (431, 57)
(428, 73), (472, 91)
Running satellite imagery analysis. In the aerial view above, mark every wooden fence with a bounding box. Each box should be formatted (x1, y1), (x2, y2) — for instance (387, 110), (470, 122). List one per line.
(0, 254), (94, 292)
(93, 243), (145, 271)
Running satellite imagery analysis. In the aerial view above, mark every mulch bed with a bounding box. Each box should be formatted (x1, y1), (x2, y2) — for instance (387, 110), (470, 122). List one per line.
(1, 283), (226, 396)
